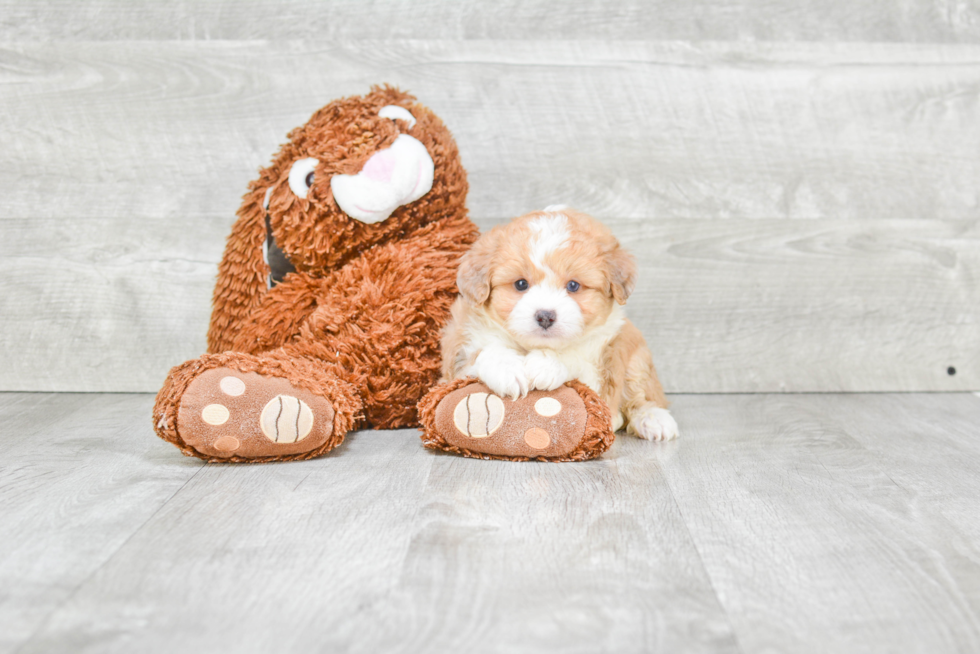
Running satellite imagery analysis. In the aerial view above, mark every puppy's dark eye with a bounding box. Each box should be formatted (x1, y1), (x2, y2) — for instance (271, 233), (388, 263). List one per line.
(305, 171), (315, 188)
(514, 279), (529, 292)
(566, 280), (581, 293)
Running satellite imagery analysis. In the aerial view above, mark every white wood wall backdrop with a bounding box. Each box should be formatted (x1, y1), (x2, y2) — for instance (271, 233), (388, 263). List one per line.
(1, 13), (979, 393)
(1, 1), (978, 41)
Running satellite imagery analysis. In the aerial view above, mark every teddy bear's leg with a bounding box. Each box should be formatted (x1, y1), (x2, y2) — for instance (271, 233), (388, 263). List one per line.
(417, 378), (615, 462)
(153, 351), (361, 462)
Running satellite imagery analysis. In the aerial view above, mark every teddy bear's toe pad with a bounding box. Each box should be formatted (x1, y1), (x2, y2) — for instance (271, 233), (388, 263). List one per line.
(177, 368), (334, 459)
(435, 383), (588, 459)
(452, 392), (506, 438)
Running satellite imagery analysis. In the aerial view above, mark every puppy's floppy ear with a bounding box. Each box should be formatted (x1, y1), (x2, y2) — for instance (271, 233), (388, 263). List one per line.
(456, 229), (498, 305)
(607, 245), (637, 305)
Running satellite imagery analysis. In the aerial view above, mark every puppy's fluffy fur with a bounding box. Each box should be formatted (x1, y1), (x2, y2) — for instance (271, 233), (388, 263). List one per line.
(441, 207), (678, 441)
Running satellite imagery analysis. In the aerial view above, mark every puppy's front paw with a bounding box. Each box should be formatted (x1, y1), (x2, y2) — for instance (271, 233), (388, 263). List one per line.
(628, 405), (679, 441)
(482, 368), (529, 400)
(523, 350), (571, 392)
(474, 348), (529, 400)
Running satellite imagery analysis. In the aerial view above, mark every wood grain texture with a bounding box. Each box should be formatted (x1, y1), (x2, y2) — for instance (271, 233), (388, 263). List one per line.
(17, 421), (442, 654)
(1, 41), (979, 222)
(659, 393), (980, 653)
(7, 391), (980, 653)
(1, 0), (979, 42)
(2, 40), (978, 393)
(628, 218), (980, 394)
(0, 218), (223, 393)
(2, 216), (976, 393)
(20, 439), (741, 653)
(384, 450), (738, 653)
(812, 393), (980, 542)
(0, 393), (202, 654)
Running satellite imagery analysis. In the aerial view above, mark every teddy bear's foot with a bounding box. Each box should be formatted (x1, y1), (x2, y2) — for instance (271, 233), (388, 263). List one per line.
(154, 353), (360, 462)
(175, 367), (342, 460)
(417, 378), (615, 462)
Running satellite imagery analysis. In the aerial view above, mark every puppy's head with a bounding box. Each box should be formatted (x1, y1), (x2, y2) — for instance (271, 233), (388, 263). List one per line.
(457, 207), (636, 349)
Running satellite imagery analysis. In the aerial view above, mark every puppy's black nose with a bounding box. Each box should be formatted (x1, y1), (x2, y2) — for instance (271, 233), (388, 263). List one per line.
(535, 310), (557, 330)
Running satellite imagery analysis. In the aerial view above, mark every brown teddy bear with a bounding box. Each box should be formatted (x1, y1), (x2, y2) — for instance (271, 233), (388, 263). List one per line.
(152, 86), (478, 462)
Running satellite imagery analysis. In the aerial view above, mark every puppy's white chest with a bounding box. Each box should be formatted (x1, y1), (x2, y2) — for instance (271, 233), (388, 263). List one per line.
(548, 307), (624, 393)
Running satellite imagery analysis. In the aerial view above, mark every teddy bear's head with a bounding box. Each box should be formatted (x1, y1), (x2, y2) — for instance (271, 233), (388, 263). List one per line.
(245, 85), (468, 276)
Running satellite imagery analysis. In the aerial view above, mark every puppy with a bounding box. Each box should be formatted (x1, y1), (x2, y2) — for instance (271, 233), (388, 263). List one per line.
(441, 206), (678, 441)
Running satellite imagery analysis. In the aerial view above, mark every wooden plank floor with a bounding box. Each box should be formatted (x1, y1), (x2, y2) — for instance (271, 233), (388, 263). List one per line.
(2, 392), (979, 653)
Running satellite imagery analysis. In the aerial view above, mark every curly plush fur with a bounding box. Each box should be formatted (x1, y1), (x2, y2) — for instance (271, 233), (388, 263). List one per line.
(153, 86), (478, 461)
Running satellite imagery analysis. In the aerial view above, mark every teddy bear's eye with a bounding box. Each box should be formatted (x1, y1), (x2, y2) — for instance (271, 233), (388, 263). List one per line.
(378, 105), (417, 129)
(288, 158), (319, 199)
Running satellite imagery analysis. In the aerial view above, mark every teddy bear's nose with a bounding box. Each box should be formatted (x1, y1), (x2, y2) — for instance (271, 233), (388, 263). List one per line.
(360, 149), (397, 183)
(535, 310), (557, 329)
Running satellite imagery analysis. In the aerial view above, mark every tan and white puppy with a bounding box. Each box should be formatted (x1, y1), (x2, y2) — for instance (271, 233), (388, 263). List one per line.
(441, 206), (678, 441)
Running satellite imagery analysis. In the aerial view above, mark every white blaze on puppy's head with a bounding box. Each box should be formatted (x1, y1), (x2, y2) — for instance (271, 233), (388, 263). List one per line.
(506, 212), (584, 345)
(527, 213), (570, 272)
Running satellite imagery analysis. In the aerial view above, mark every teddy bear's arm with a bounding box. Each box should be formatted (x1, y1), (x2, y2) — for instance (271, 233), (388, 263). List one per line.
(228, 213), (475, 359)
(206, 186), (270, 354)
(227, 273), (326, 354)
(297, 229), (469, 346)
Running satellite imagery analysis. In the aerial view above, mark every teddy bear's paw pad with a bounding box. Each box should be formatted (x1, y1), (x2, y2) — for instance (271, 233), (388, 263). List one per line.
(435, 382), (589, 458)
(453, 392), (506, 438)
(177, 368), (335, 459)
(259, 395), (314, 443)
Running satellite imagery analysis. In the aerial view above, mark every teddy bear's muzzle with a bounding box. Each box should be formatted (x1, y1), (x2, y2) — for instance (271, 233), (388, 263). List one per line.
(330, 134), (434, 224)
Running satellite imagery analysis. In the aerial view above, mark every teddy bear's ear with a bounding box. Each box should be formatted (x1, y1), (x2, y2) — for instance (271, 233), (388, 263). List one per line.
(607, 245), (637, 305)
(456, 229), (498, 305)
